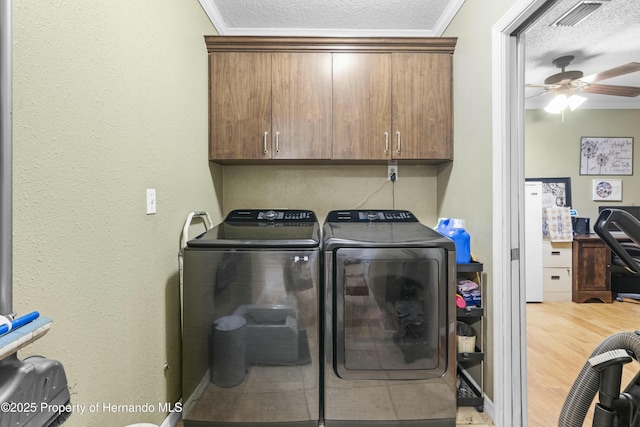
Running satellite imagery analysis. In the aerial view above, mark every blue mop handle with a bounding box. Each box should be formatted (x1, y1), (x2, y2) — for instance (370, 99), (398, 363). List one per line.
(0, 311), (40, 335)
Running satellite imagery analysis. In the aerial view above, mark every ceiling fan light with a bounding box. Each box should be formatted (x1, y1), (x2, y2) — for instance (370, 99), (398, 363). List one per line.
(568, 94), (587, 110)
(544, 105), (564, 114)
(545, 94), (568, 114)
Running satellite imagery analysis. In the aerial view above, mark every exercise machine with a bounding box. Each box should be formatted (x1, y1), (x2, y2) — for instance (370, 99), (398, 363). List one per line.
(559, 209), (640, 427)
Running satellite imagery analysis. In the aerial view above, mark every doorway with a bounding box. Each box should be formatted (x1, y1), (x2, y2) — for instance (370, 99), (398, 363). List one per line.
(491, 0), (563, 426)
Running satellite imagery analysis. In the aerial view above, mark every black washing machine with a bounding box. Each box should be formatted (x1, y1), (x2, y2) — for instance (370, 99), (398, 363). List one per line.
(182, 209), (320, 427)
(322, 210), (457, 426)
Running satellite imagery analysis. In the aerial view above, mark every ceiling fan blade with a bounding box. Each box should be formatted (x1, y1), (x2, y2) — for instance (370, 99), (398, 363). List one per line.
(581, 62), (640, 84)
(525, 91), (551, 100)
(525, 83), (560, 90)
(584, 84), (640, 97)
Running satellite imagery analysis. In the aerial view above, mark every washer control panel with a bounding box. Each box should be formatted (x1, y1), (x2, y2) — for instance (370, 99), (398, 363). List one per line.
(326, 210), (417, 223)
(225, 209), (317, 224)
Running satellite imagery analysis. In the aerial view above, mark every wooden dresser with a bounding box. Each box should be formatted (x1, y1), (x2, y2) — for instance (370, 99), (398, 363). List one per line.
(572, 235), (613, 303)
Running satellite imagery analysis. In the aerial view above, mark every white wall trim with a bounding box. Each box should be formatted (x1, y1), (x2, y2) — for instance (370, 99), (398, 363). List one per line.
(432, 0), (467, 35)
(492, 0), (556, 426)
(198, 0), (227, 34)
(219, 28), (440, 37)
(491, 24), (517, 423)
(484, 395), (496, 422)
(160, 402), (182, 427)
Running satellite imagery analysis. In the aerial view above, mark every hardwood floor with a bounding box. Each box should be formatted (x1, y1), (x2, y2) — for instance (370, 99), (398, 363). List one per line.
(527, 300), (640, 426)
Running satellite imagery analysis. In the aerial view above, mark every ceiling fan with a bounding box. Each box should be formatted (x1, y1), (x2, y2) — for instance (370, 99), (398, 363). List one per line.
(526, 55), (640, 113)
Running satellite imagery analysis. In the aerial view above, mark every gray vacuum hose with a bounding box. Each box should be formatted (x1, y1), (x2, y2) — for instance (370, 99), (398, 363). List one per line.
(558, 331), (640, 427)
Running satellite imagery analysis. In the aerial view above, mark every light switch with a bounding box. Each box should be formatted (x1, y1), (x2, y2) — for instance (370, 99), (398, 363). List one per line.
(146, 189), (156, 214)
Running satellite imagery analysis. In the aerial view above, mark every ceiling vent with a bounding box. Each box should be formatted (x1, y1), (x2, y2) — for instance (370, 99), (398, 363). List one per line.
(551, 1), (608, 27)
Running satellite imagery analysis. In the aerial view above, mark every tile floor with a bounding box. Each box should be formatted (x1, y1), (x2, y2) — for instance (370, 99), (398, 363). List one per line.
(176, 407), (495, 426)
(456, 407), (496, 426)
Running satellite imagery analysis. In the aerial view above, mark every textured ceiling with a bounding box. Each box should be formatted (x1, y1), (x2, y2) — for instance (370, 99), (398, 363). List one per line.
(525, 0), (640, 109)
(198, 0), (465, 37)
(197, 0), (639, 109)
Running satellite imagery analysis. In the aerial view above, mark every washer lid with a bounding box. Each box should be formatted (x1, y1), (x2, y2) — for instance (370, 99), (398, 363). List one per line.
(323, 210), (454, 249)
(187, 209), (320, 248)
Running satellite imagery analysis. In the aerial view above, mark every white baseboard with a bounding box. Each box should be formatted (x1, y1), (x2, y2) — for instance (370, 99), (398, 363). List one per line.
(483, 395), (495, 424)
(167, 369), (210, 427)
(160, 400), (182, 427)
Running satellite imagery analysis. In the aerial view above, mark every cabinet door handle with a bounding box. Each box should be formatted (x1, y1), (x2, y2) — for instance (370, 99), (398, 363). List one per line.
(275, 131), (280, 153)
(384, 132), (389, 154)
(551, 276), (560, 280)
(396, 131), (401, 154)
(263, 132), (269, 154)
(551, 251), (561, 256)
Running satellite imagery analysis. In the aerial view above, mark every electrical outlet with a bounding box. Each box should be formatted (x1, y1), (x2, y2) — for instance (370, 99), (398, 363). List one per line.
(388, 165), (398, 181)
(146, 189), (156, 214)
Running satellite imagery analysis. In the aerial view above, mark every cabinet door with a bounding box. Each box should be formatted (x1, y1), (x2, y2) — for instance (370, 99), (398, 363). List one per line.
(209, 52), (272, 160)
(392, 53), (452, 160)
(272, 53), (332, 159)
(572, 238), (612, 302)
(575, 241), (610, 291)
(332, 53), (391, 160)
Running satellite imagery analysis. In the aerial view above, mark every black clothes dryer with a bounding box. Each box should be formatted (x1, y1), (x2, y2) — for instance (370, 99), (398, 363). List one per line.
(322, 210), (457, 427)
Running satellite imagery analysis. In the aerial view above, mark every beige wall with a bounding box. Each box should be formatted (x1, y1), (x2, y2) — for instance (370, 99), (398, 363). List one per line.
(12, 1), (219, 426)
(525, 109), (640, 223)
(7, 0), (528, 425)
(223, 165), (439, 224)
(442, 0), (521, 403)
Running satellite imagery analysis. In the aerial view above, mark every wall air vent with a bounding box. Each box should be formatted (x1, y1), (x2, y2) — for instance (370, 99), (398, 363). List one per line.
(551, 1), (604, 27)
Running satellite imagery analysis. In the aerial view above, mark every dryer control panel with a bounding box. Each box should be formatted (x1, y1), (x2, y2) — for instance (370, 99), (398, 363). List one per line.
(326, 210), (418, 223)
(225, 209), (317, 224)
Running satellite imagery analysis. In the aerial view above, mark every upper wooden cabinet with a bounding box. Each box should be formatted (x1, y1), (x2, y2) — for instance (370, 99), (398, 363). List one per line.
(209, 51), (332, 160)
(209, 52), (271, 160)
(392, 53), (452, 160)
(205, 37), (456, 163)
(272, 53), (332, 160)
(332, 52), (453, 160)
(332, 53), (392, 160)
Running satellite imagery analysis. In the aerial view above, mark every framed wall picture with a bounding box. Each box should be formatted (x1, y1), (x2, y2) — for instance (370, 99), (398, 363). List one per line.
(580, 137), (633, 175)
(592, 179), (622, 201)
(525, 177), (572, 208)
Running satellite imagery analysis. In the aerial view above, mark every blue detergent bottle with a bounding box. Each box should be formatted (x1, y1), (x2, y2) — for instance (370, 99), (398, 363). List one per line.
(436, 218), (451, 235)
(449, 219), (471, 264)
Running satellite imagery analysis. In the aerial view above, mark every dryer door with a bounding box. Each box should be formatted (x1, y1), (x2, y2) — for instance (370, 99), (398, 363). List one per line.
(333, 247), (449, 380)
